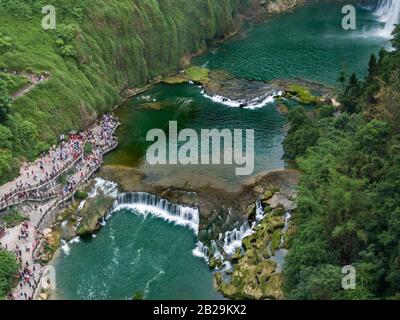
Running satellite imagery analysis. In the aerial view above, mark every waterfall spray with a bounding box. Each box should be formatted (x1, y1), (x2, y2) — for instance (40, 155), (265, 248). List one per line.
(371, 0), (400, 38)
(109, 192), (200, 234)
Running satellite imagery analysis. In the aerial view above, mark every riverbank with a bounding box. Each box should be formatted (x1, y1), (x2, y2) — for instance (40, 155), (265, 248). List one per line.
(43, 167), (298, 300)
(0, 0), (245, 184)
(0, 0), (387, 300)
(2, 1), (304, 299)
(161, 66), (337, 110)
(0, 115), (119, 300)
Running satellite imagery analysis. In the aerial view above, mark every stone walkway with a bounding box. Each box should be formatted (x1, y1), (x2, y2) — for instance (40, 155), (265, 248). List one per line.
(0, 114), (119, 300)
(1, 69), (50, 100)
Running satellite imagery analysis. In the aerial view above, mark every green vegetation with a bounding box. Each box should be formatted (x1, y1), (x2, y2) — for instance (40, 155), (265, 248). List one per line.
(0, 0), (247, 184)
(132, 291), (145, 300)
(283, 27), (400, 299)
(216, 213), (285, 300)
(83, 142), (93, 156)
(74, 189), (88, 200)
(285, 84), (320, 105)
(0, 79), (11, 123)
(0, 73), (29, 94)
(0, 249), (19, 299)
(58, 172), (68, 185)
(184, 66), (210, 83)
(76, 192), (114, 236)
(163, 66), (211, 85)
(0, 208), (28, 228)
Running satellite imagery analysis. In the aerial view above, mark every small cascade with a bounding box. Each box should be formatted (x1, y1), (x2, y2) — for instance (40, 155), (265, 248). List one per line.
(93, 177), (119, 198)
(202, 91), (283, 110)
(78, 177), (118, 211)
(210, 240), (225, 261)
(283, 211), (292, 233)
(60, 237), (80, 256)
(109, 192), (200, 234)
(192, 241), (210, 262)
(221, 220), (254, 256)
(255, 198), (265, 223)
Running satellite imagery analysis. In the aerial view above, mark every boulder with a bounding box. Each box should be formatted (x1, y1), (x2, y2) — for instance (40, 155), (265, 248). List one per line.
(39, 293), (49, 300)
(253, 185), (264, 194)
(42, 228), (52, 237)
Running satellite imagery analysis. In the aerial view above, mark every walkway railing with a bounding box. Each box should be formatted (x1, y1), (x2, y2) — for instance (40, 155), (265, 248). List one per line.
(0, 148), (85, 212)
(1, 121), (120, 211)
(35, 140), (118, 232)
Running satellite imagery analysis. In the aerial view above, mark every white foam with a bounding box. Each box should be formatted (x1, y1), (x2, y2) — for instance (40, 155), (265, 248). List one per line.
(69, 237), (80, 244)
(222, 233), (254, 256)
(255, 199), (265, 223)
(144, 270), (165, 296)
(77, 200), (87, 211)
(364, 0), (400, 39)
(61, 240), (70, 255)
(77, 178), (118, 212)
(112, 203), (199, 235)
(202, 91), (282, 110)
(93, 177), (118, 198)
(192, 241), (209, 262)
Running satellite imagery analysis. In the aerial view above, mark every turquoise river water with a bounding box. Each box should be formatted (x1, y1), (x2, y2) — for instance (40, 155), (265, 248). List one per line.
(53, 1), (390, 300)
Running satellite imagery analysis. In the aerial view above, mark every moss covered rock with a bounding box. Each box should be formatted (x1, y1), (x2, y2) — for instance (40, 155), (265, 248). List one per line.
(209, 256), (223, 270)
(285, 84), (320, 105)
(216, 208), (288, 300)
(76, 193), (114, 236)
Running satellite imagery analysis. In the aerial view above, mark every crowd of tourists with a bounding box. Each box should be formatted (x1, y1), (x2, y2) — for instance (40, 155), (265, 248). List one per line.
(0, 115), (119, 211)
(0, 222), (41, 300)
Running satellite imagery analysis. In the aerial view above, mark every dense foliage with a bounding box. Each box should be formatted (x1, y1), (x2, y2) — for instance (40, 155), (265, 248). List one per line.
(283, 26), (400, 299)
(0, 0), (248, 184)
(0, 249), (19, 299)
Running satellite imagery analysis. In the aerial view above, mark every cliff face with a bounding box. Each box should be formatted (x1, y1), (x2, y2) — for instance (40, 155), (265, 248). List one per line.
(0, 0), (302, 181)
(0, 0), (244, 179)
(79, 0), (244, 90)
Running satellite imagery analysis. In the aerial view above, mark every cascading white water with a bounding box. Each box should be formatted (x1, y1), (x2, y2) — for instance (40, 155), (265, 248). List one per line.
(202, 90), (283, 110)
(109, 192), (200, 234)
(255, 198), (265, 223)
(372, 0), (400, 37)
(192, 241), (210, 261)
(221, 220), (254, 256)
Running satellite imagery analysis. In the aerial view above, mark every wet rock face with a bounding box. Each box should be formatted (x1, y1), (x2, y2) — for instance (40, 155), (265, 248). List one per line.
(264, 0), (304, 13)
(203, 70), (281, 103)
(75, 192), (115, 237)
(214, 210), (289, 300)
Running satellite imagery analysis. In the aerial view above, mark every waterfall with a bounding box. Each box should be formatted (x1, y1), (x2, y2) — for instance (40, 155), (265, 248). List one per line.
(371, 0), (400, 38)
(202, 90), (283, 110)
(192, 241), (210, 261)
(221, 220), (254, 256)
(255, 198), (265, 223)
(109, 192), (200, 234)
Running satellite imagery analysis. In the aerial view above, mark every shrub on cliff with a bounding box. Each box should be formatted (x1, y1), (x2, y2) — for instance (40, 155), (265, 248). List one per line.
(0, 249), (19, 299)
(0, 79), (11, 123)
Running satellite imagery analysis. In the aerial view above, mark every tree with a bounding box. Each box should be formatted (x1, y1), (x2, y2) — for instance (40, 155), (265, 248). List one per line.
(283, 107), (320, 160)
(339, 73), (361, 114)
(0, 149), (17, 184)
(0, 249), (19, 299)
(367, 54), (378, 80)
(0, 125), (12, 149)
(0, 79), (11, 123)
(132, 291), (145, 300)
(391, 24), (400, 51)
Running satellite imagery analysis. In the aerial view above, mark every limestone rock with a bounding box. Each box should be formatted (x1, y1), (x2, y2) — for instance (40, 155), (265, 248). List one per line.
(253, 185), (264, 194)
